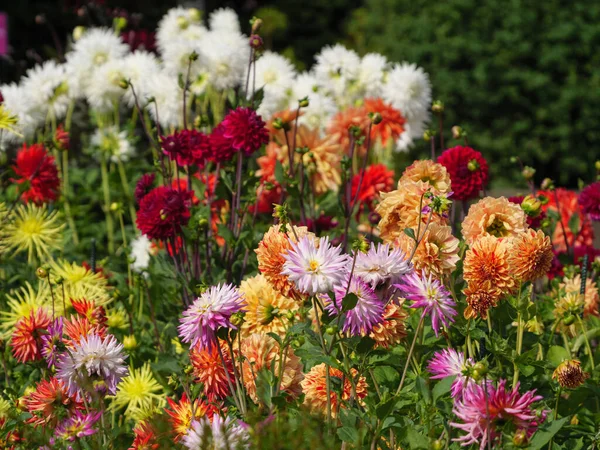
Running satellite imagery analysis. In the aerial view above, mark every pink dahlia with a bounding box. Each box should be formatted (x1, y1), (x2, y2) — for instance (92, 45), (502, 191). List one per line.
(281, 236), (350, 295)
(178, 284), (245, 349)
(221, 107), (269, 156)
(428, 348), (475, 399)
(353, 242), (411, 288)
(579, 181), (600, 221)
(54, 410), (102, 442)
(395, 271), (456, 336)
(324, 275), (384, 336)
(450, 380), (547, 449)
(41, 317), (64, 368)
(437, 146), (488, 201)
(136, 186), (193, 240)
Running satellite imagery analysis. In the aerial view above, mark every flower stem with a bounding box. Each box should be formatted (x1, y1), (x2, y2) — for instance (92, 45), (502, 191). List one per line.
(513, 311), (524, 389)
(117, 160), (137, 223)
(396, 315), (425, 395)
(576, 315), (595, 370)
(100, 155), (115, 254)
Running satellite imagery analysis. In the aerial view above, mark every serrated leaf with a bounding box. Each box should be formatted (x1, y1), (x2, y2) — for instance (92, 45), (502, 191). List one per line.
(406, 427), (428, 449)
(376, 397), (396, 420)
(547, 346), (570, 368)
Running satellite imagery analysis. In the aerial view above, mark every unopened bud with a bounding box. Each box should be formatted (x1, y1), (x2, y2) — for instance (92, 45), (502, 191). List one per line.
(522, 166), (536, 181)
(431, 100), (444, 113)
(123, 335), (138, 350)
(73, 26), (85, 41)
(113, 17), (127, 32)
(189, 51), (199, 62)
(250, 17), (263, 33)
(595, 161), (600, 172)
(521, 195), (542, 217)
(423, 130), (434, 141)
(512, 429), (528, 447)
(198, 218), (208, 230)
(325, 326), (338, 335)
(467, 159), (480, 172)
(369, 112), (383, 124)
(451, 126), (463, 139)
(36, 267), (48, 279)
(562, 314), (576, 326)
(431, 439), (444, 450)
(541, 178), (555, 190)
(230, 312), (245, 327)
(110, 202), (120, 212)
(177, 16), (190, 29)
(299, 97), (309, 108)
(118, 78), (130, 90)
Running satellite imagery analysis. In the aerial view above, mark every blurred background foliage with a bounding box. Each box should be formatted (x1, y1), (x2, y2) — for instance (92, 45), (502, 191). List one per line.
(1, 0), (599, 187)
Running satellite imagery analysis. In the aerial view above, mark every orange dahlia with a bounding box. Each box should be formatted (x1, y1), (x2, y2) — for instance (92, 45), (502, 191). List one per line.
(239, 274), (297, 338)
(238, 334), (304, 404)
(394, 223), (459, 278)
(327, 104), (369, 150)
(24, 377), (82, 427)
(507, 229), (553, 282)
(164, 393), (217, 442)
(538, 188), (594, 253)
(189, 341), (233, 401)
(11, 307), (51, 363)
(71, 298), (108, 329)
(461, 197), (528, 246)
(64, 315), (107, 346)
(369, 301), (408, 348)
(255, 224), (312, 300)
(301, 363), (368, 418)
(463, 236), (515, 292)
(400, 160), (451, 195)
(560, 274), (599, 317)
(463, 280), (503, 319)
(363, 98), (406, 147)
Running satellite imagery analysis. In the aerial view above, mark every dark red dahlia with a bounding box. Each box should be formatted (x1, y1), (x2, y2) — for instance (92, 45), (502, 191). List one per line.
(12, 143), (60, 204)
(161, 129), (210, 167)
(579, 181), (600, 221)
(134, 173), (156, 204)
(351, 163), (395, 214)
(136, 186), (192, 240)
(306, 214), (338, 233)
(209, 124), (236, 164)
(54, 124), (70, 151)
(121, 29), (156, 52)
(437, 146), (489, 201)
(221, 107), (269, 156)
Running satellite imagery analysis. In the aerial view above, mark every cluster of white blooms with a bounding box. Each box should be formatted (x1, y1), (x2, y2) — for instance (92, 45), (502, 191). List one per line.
(0, 6), (432, 153)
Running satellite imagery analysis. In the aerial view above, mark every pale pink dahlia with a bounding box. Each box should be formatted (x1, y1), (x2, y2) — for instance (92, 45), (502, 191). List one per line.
(281, 236), (350, 295)
(182, 415), (249, 450)
(353, 242), (412, 288)
(178, 284), (245, 350)
(428, 348), (475, 399)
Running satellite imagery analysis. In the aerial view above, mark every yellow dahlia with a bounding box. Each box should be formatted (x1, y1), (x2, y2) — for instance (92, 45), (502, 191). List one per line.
(239, 334), (304, 404)
(553, 291), (584, 337)
(110, 363), (166, 422)
(0, 282), (51, 339)
(369, 301), (408, 348)
(507, 229), (553, 282)
(560, 275), (599, 317)
(47, 259), (111, 307)
(463, 236), (515, 292)
(400, 160), (451, 194)
(239, 274), (297, 338)
(461, 197), (527, 246)
(301, 363), (368, 418)
(255, 224), (312, 300)
(463, 280), (503, 319)
(394, 223), (459, 277)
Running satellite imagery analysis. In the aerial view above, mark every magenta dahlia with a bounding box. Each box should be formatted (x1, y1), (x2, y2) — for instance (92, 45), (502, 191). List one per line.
(136, 186), (192, 240)
(221, 107), (269, 156)
(428, 348), (476, 399)
(437, 146), (488, 201)
(579, 181), (600, 221)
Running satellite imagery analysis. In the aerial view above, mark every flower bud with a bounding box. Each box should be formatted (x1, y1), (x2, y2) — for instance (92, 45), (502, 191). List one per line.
(423, 129), (434, 141)
(198, 218), (208, 230)
(118, 78), (130, 90)
(325, 326), (338, 335)
(369, 112), (383, 124)
(512, 429), (528, 447)
(431, 439), (444, 450)
(72, 26), (86, 42)
(368, 211), (381, 226)
(570, 415), (579, 425)
(541, 178), (555, 190)
(36, 267), (48, 279)
(473, 361), (487, 375)
(110, 202), (121, 212)
(113, 17), (127, 32)
(562, 314), (576, 326)
(521, 195), (542, 217)
(467, 159), (480, 172)
(431, 100), (444, 113)
(250, 17), (263, 33)
(521, 166), (536, 181)
(230, 312), (245, 327)
(123, 335), (138, 350)
(177, 16), (190, 30)
(595, 161), (600, 172)
(553, 359), (589, 389)
(188, 8), (202, 22)
(299, 97), (309, 108)
(451, 126), (463, 139)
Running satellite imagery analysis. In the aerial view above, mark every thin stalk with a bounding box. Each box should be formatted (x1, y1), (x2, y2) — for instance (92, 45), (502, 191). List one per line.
(396, 315), (425, 395)
(100, 155), (115, 254)
(117, 160), (137, 223)
(576, 315), (595, 370)
(513, 311), (524, 389)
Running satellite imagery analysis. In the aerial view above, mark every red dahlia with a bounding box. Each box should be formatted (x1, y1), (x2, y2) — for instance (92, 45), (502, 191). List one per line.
(11, 308), (51, 363)
(221, 107), (269, 156)
(160, 129), (211, 167)
(136, 186), (192, 240)
(12, 143), (60, 204)
(437, 146), (489, 201)
(351, 163), (395, 214)
(135, 173), (156, 204)
(579, 181), (600, 221)
(209, 124), (236, 164)
(54, 124), (70, 151)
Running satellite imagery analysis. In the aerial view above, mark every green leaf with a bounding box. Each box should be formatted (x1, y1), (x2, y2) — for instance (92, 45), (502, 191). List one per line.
(342, 293), (358, 311)
(432, 375), (455, 402)
(356, 336), (375, 354)
(267, 332), (283, 346)
(376, 397), (396, 420)
(528, 416), (569, 450)
(216, 224), (234, 245)
(415, 376), (431, 404)
(547, 346), (570, 368)
(337, 426), (359, 443)
(568, 212), (580, 236)
(405, 427), (428, 449)
(403, 227), (416, 241)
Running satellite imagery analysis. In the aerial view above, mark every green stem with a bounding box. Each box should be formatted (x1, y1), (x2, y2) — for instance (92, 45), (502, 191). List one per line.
(117, 160), (137, 223)
(576, 316), (595, 370)
(396, 315), (425, 395)
(548, 388), (561, 450)
(100, 155), (115, 254)
(513, 312), (524, 389)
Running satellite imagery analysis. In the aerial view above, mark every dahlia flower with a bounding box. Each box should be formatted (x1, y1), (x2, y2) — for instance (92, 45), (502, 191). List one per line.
(12, 143), (60, 204)
(324, 275), (384, 336)
(353, 242), (411, 288)
(156, 7), (206, 54)
(209, 8), (241, 33)
(165, 394), (218, 442)
(461, 197), (527, 246)
(552, 359), (589, 389)
(178, 284), (245, 349)
(144, 70), (184, 129)
(56, 333), (129, 398)
(160, 129), (210, 167)
(130, 234), (155, 273)
(437, 146), (489, 201)
(130, 421), (159, 450)
(110, 363), (165, 421)
(462, 280), (503, 320)
(190, 341), (234, 400)
(401, 159), (451, 195)
(463, 236), (515, 292)
(428, 348), (475, 399)
(21, 60), (70, 119)
(24, 377), (82, 427)
(220, 107), (269, 156)
(579, 181), (600, 221)
(41, 317), (64, 367)
(560, 274), (599, 317)
(281, 235), (350, 295)
(395, 271), (457, 336)
(350, 164), (395, 215)
(450, 380), (546, 450)
(136, 186), (192, 240)
(0, 282), (50, 339)
(357, 53), (388, 98)
(182, 416), (249, 450)
(507, 229), (553, 282)
(134, 173), (155, 204)
(369, 301), (408, 348)
(11, 308), (51, 363)
(200, 30), (249, 91)
(313, 44), (360, 100)
(54, 410), (102, 442)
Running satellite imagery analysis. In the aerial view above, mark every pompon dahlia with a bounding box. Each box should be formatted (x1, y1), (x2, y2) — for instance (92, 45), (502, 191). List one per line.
(41, 317), (64, 367)
(552, 359), (589, 389)
(395, 223), (459, 278)
(579, 181), (600, 221)
(428, 348), (476, 399)
(353, 242), (411, 288)
(369, 301), (408, 348)
(401, 159), (451, 194)
(239, 334), (304, 404)
(134, 173), (156, 204)
(538, 188), (594, 252)
(324, 275), (384, 336)
(282, 235), (350, 296)
(182, 416), (249, 450)
(461, 197), (528, 246)
(12, 143), (60, 204)
(160, 129), (211, 167)
(301, 363), (368, 418)
(463, 236), (515, 292)
(463, 280), (503, 320)
(560, 274), (600, 317)
(11, 307), (51, 363)
(437, 146), (488, 201)
(395, 271), (457, 336)
(363, 97), (406, 146)
(255, 224), (313, 300)
(450, 380), (547, 450)
(165, 394), (217, 442)
(190, 341), (233, 401)
(239, 274), (297, 338)
(55, 410), (102, 442)
(136, 186), (192, 240)
(351, 163), (395, 215)
(208, 124), (236, 163)
(24, 378), (83, 427)
(507, 229), (553, 282)
(221, 106), (269, 156)
(56, 333), (129, 398)
(178, 284), (245, 349)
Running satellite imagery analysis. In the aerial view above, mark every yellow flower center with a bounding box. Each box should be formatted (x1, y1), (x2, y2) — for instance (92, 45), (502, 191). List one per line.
(19, 217), (44, 236)
(308, 259), (320, 273)
(486, 218), (507, 238)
